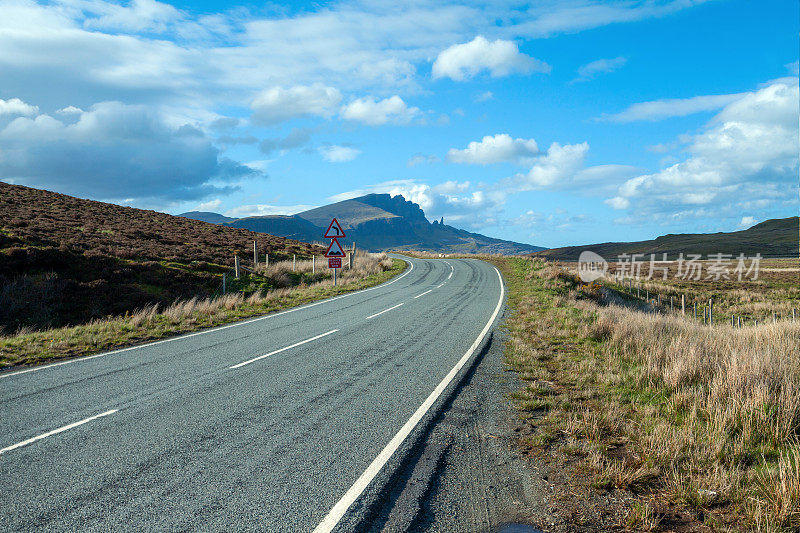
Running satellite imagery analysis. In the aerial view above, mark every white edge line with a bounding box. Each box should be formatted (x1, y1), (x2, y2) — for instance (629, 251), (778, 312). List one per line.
(413, 289), (433, 299)
(0, 409), (119, 455)
(1, 258), (415, 379)
(365, 303), (404, 320)
(312, 265), (504, 533)
(230, 329), (338, 369)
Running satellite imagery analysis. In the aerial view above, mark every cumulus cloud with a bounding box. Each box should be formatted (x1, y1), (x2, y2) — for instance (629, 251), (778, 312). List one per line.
(318, 144), (361, 162)
(511, 142), (590, 189)
(447, 133), (539, 165)
(606, 79), (799, 221)
(598, 93), (744, 122)
(0, 97), (38, 117)
(572, 56), (626, 82)
(432, 36), (550, 81)
(340, 95), (420, 126)
(0, 100), (255, 202)
(250, 84), (342, 125)
(448, 134), (539, 165)
(738, 216), (757, 228)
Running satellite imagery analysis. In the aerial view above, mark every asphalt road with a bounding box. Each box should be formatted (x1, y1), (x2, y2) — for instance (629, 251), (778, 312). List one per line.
(0, 255), (504, 532)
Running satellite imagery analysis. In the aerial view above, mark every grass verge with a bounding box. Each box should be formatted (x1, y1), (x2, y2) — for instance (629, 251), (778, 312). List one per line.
(0, 256), (405, 369)
(487, 256), (799, 532)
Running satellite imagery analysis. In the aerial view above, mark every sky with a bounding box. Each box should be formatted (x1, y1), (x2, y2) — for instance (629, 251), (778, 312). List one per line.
(0, 0), (797, 248)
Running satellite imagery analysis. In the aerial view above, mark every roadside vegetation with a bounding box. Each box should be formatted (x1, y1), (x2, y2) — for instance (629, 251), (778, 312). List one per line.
(490, 256), (799, 532)
(0, 182), (321, 334)
(0, 253), (401, 369)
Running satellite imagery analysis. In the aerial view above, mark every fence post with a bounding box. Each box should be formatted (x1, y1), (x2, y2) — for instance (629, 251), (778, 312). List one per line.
(637, 284), (640, 298)
(349, 251), (353, 270)
(222, 273), (226, 294)
(313, 255), (316, 274)
(793, 309), (796, 322)
(681, 294), (685, 315)
(694, 302), (697, 320)
(773, 312), (777, 324)
(708, 298), (713, 325)
(265, 253), (269, 268)
(234, 256), (240, 279)
(293, 254), (296, 272)
(253, 240), (258, 267)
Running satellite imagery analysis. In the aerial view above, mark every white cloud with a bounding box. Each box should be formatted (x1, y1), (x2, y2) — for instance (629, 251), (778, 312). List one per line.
(226, 203), (317, 218)
(738, 216), (757, 228)
(0, 98), (38, 117)
(250, 84), (342, 125)
(432, 36), (550, 81)
(475, 91), (493, 102)
(319, 145), (361, 162)
(0, 0), (712, 115)
(605, 196), (631, 210)
(573, 56), (626, 82)
(0, 100), (255, 202)
(512, 142), (590, 189)
(195, 198), (222, 211)
(79, 0), (183, 33)
(447, 133), (539, 165)
(407, 154), (440, 167)
(599, 93), (744, 122)
(607, 79), (799, 221)
(340, 95), (420, 126)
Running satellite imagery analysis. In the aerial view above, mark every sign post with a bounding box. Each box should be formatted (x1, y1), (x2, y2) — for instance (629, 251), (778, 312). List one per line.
(324, 218), (346, 286)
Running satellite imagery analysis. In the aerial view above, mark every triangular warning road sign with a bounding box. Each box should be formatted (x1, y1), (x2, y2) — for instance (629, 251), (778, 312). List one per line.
(324, 218), (346, 239)
(325, 238), (346, 258)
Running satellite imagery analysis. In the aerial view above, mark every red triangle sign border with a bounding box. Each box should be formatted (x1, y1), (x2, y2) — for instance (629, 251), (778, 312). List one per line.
(325, 238), (346, 258)
(324, 218), (346, 239)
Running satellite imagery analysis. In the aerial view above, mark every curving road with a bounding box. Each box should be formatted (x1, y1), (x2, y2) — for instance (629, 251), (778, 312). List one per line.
(0, 256), (504, 532)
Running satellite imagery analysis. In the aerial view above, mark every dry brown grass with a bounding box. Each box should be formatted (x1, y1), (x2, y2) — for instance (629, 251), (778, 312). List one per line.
(1, 254), (402, 368)
(494, 256), (799, 531)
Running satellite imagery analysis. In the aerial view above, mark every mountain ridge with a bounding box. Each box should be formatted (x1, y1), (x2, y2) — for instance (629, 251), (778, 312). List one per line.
(181, 193), (545, 254)
(534, 217), (799, 261)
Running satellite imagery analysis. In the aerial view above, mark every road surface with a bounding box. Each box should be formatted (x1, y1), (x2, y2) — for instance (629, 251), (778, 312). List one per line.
(0, 256), (504, 531)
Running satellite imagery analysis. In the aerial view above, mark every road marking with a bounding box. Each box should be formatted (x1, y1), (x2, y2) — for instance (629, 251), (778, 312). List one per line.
(413, 289), (433, 299)
(365, 303), (404, 320)
(1, 259), (415, 380)
(0, 409), (118, 455)
(444, 260), (454, 280)
(230, 330), (339, 369)
(313, 265), (505, 533)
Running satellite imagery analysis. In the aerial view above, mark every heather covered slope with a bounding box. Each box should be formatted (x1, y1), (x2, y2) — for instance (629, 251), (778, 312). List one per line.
(535, 217), (799, 261)
(0, 182), (322, 333)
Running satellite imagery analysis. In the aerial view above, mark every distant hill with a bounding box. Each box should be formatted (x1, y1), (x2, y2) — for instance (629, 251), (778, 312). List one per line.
(179, 211), (237, 224)
(0, 183), (322, 333)
(228, 215), (322, 242)
(535, 217), (799, 261)
(180, 193), (544, 255)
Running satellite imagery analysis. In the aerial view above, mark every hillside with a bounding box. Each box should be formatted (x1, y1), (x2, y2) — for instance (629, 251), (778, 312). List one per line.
(535, 217), (799, 261)
(0, 183), (322, 333)
(181, 193), (544, 254)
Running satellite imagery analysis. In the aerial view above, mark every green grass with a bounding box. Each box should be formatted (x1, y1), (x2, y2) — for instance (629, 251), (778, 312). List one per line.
(0, 258), (407, 369)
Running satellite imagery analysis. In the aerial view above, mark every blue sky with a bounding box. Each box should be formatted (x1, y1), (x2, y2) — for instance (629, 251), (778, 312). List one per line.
(0, 0), (797, 247)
